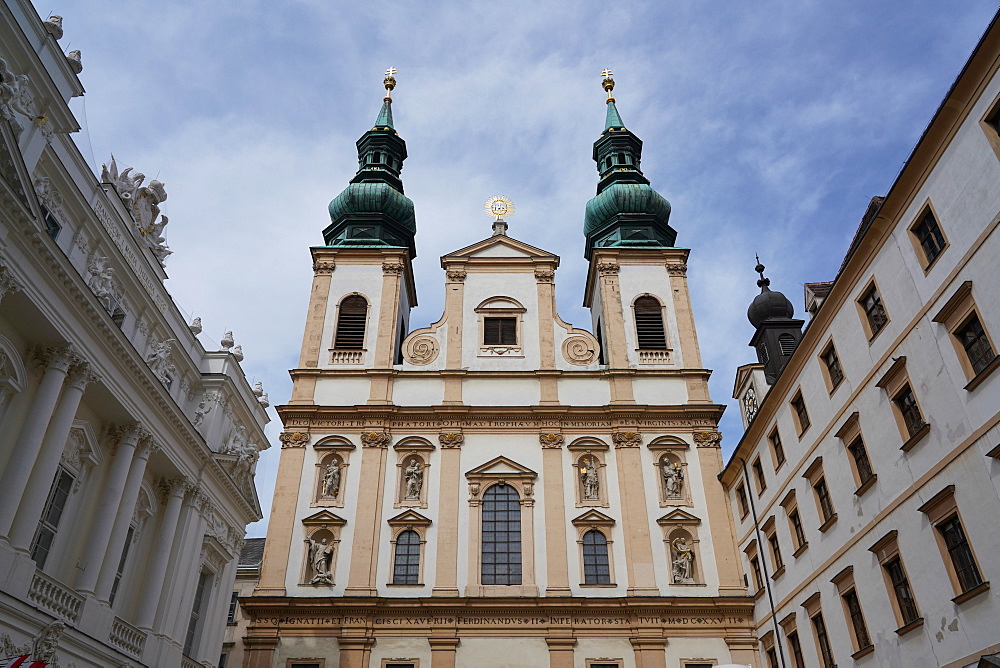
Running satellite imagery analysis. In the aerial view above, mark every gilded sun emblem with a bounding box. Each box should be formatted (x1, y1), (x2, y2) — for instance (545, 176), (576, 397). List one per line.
(484, 195), (514, 220)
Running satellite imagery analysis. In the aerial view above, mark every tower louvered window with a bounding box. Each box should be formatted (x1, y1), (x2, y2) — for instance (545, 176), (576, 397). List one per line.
(334, 296), (367, 350)
(634, 297), (666, 350)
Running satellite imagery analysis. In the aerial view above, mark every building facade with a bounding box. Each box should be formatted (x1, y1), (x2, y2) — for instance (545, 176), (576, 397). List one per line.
(241, 73), (757, 668)
(0, 2), (270, 666)
(723, 13), (1000, 668)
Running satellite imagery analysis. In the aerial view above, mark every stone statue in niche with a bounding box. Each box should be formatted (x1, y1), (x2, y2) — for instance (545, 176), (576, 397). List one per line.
(580, 457), (599, 500)
(404, 458), (423, 500)
(322, 461), (341, 497)
(308, 537), (334, 585)
(671, 537), (694, 583)
(662, 461), (684, 498)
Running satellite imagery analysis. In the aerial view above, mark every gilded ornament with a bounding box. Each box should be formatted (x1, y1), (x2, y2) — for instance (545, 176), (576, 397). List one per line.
(439, 432), (464, 448)
(361, 431), (391, 448)
(693, 431), (722, 448)
(612, 431), (642, 448)
(539, 433), (564, 448)
(279, 431), (309, 448)
(484, 195), (514, 220)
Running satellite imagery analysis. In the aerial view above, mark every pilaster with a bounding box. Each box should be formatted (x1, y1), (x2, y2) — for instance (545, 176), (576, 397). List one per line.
(345, 430), (390, 595)
(612, 431), (658, 595)
(593, 256), (635, 403)
(432, 432), (463, 596)
(540, 433), (571, 595)
(693, 430), (746, 595)
(257, 431), (309, 595)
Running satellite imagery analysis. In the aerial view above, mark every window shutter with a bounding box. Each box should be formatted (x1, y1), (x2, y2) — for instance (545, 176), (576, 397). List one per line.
(634, 297), (666, 350)
(334, 296), (367, 350)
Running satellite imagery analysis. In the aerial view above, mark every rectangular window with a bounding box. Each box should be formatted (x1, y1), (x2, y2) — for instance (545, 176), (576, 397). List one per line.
(893, 385), (925, 437)
(483, 317), (517, 346)
(767, 533), (783, 573)
(814, 478), (835, 525)
(765, 648), (778, 668)
(790, 392), (810, 435)
(957, 313), (996, 376)
(227, 591), (239, 624)
(843, 589), (871, 650)
(749, 555), (764, 591)
(847, 437), (874, 485)
(735, 484), (749, 519)
(109, 525), (135, 605)
(751, 457), (766, 493)
(184, 571), (212, 656)
(938, 516), (983, 593)
(911, 209), (947, 266)
(859, 283), (888, 338)
(787, 632), (804, 668)
(820, 343), (844, 390)
(41, 205), (61, 240)
(769, 429), (785, 467)
(30, 468), (75, 569)
(811, 613), (835, 668)
(789, 509), (806, 550)
(886, 557), (919, 625)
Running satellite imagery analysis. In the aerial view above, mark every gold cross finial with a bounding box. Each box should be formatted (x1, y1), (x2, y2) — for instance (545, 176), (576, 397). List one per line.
(383, 67), (398, 100)
(601, 68), (615, 101)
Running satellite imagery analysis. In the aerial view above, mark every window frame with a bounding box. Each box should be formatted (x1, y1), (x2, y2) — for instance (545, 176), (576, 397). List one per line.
(735, 482), (749, 520)
(876, 357), (930, 451)
(803, 458), (836, 532)
(762, 516), (784, 579)
(780, 490), (808, 557)
(632, 294), (669, 351)
(978, 89), (1000, 160)
(917, 486), (989, 603)
(385, 510), (431, 588)
(818, 340), (844, 394)
(778, 613), (804, 668)
(835, 412), (876, 495)
(789, 390), (810, 437)
(476, 297), (526, 357)
(751, 456), (766, 494)
(869, 530), (923, 634)
(907, 201), (949, 270)
(932, 281), (1000, 390)
(332, 293), (370, 352)
(30, 466), (76, 570)
(831, 566), (873, 658)
(768, 427), (786, 469)
(856, 279), (890, 342)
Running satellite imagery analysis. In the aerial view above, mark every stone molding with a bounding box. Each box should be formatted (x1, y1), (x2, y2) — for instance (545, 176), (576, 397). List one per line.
(361, 431), (391, 448)
(693, 431), (722, 448)
(445, 269), (467, 282)
(382, 261), (405, 275)
(539, 432), (564, 448)
(0, 259), (23, 303)
(312, 259), (336, 275)
(534, 267), (555, 283)
(438, 432), (464, 448)
(279, 431), (309, 448)
(403, 335), (439, 365)
(597, 262), (620, 276)
(612, 431), (642, 448)
(666, 262), (688, 277)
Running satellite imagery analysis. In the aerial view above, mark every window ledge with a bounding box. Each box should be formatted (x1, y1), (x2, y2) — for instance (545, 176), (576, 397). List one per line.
(796, 425), (811, 440)
(854, 475), (877, 497)
(900, 423), (931, 452)
(868, 324), (889, 345)
(828, 379), (843, 396)
(964, 355), (1000, 392)
(670, 581), (707, 587)
(793, 543), (809, 558)
(894, 617), (924, 636)
(819, 514), (838, 533)
(771, 565), (786, 580)
(579, 583), (618, 588)
(753, 588), (766, 600)
(387, 583), (425, 587)
(952, 580), (990, 605)
(851, 645), (875, 660)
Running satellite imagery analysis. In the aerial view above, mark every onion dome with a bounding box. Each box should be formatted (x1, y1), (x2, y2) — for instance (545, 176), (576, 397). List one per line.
(584, 70), (677, 259)
(322, 68), (417, 257)
(747, 260), (795, 327)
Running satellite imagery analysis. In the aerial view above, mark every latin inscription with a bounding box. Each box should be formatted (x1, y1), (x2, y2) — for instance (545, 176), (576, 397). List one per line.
(290, 419), (716, 430)
(260, 614), (744, 627)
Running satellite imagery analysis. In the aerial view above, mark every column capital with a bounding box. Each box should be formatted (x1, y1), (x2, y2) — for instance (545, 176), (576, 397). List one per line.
(438, 432), (464, 448)
(110, 422), (151, 450)
(382, 261), (405, 275)
(665, 262), (688, 277)
(158, 476), (190, 498)
(539, 432), (564, 448)
(693, 431), (722, 448)
(596, 261), (620, 276)
(65, 361), (100, 391)
(136, 437), (161, 459)
(312, 259), (336, 275)
(32, 343), (83, 373)
(612, 430), (642, 448)
(361, 430), (391, 448)
(0, 261), (22, 302)
(534, 267), (555, 283)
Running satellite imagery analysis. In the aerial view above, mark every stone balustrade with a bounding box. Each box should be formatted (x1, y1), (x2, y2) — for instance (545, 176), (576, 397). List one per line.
(181, 655), (201, 668)
(330, 350), (364, 364)
(109, 616), (147, 659)
(27, 570), (83, 624)
(638, 349), (673, 364)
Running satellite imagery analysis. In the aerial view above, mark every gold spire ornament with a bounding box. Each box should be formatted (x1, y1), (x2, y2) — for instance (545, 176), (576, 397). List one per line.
(383, 67), (397, 100)
(601, 68), (615, 102)
(484, 196), (515, 236)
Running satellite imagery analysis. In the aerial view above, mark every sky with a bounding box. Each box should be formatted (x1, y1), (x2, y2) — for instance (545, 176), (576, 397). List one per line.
(39, 0), (999, 537)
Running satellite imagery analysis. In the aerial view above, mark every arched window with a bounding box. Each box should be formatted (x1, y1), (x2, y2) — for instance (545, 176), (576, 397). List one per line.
(582, 530), (611, 585)
(334, 296), (367, 350)
(634, 296), (667, 350)
(482, 484), (521, 585)
(392, 529), (421, 585)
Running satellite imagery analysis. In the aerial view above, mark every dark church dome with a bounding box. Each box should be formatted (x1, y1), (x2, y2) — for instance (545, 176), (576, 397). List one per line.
(747, 262), (795, 327)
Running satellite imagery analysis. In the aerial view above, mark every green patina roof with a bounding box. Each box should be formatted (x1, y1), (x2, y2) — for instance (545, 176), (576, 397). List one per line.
(328, 181), (416, 233)
(605, 99), (624, 130)
(584, 182), (672, 236)
(375, 98), (394, 129)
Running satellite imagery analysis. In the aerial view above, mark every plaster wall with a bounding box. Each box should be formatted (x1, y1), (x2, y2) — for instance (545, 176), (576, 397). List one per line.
(617, 264), (684, 368)
(392, 377), (445, 406)
(462, 377), (540, 406)
(557, 377), (611, 406)
(461, 271), (541, 371)
(313, 377), (372, 405)
(319, 264), (385, 369)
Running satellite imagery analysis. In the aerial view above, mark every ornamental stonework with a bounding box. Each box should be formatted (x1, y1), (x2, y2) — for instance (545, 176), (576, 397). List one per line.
(439, 432), (464, 448)
(534, 268), (554, 283)
(279, 431), (310, 448)
(612, 431), (642, 448)
(312, 259), (335, 275)
(539, 432), (564, 448)
(693, 431), (722, 448)
(597, 262), (620, 276)
(361, 431), (391, 448)
(404, 336), (439, 365)
(562, 335), (599, 365)
(666, 263), (687, 277)
(382, 261), (405, 275)
(446, 269), (467, 282)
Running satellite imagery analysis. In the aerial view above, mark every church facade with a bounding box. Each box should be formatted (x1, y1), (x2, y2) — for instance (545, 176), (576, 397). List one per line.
(243, 73), (756, 668)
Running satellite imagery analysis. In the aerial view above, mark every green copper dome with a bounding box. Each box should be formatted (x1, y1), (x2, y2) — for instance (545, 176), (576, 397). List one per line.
(327, 182), (416, 233)
(584, 182), (671, 236)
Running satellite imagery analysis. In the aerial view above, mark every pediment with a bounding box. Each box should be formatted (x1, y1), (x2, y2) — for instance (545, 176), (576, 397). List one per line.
(301, 510), (347, 526)
(733, 363), (763, 397)
(446, 234), (556, 260)
(656, 509), (701, 526)
(571, 509), (616, 526)
(386, 510), (432, 526)
(466, 455), (537, 479)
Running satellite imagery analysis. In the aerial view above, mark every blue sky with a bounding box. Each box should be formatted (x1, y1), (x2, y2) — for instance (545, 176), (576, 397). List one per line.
(43, 0), (998, 535)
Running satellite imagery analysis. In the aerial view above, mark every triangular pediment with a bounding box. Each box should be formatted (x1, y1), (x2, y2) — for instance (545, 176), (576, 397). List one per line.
(301, 510), (347, 526)
(571, 509), (616, 526)
(446, 234), (556, 260)
(466, 455), (537, 479)
(733, 363), (763, 397)
(387, 510), (433, 526)
(656, 509), (701, 525)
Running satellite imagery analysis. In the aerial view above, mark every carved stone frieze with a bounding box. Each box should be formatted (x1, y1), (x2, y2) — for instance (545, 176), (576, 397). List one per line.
(361, 431), (391, 448)
(596, 262), (620, 276)
(439, 432), (464, 448)
(279, 431), (309, 448)
(612, 431), (642, 448)
(100, 157), (171, 266)
(666, 263), (687, 277)
(693, 431), (722, 448)
(539, 432), (564, 448)
(144, 339), (175, 386)
(403, 336), (439, 365)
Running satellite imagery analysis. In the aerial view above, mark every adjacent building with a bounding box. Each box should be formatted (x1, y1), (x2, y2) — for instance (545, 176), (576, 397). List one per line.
(241, 74), (757, 667)
(723, 12), (1000, 668)
(0, 2), (270, 666)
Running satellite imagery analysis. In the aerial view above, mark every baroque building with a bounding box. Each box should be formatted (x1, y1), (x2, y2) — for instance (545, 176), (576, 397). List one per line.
(724, 12), (1000, 668)
(242, 72), (757, 667)
(0, 2), (269, 666)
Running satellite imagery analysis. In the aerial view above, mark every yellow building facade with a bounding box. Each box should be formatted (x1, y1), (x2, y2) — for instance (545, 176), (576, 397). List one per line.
(242, 74), (756, 668)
